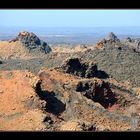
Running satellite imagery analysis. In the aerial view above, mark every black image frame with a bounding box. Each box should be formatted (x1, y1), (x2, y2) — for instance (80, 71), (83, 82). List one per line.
(0, 0), (140, 140)
(0, 0), (140, 9)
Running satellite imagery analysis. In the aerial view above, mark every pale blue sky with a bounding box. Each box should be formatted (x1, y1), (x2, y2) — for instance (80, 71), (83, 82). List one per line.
(0, 10), (140, 27)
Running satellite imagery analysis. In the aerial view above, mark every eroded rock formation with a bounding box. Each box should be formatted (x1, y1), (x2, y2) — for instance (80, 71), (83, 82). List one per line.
(14, 31), (52, 54)
(60, 57), (109, 79)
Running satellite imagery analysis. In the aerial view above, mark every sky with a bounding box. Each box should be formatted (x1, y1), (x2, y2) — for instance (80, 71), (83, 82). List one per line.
(0, 10), (140, 27)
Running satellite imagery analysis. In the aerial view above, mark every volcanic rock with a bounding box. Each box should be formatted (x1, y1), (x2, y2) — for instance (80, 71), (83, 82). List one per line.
(125, 37), (132, 43)
(61, 57), (98, 78)
(122, 37), (140, 53)
(96, 32), (121, 49)
(38, 66), (137, 131)
(134, 41), (140, 53)
(0, 62), (139, 131)
(60, 57), (109, 79)
(1, 31), (140, 131)
(14, 31), (52, 54)
(106, 32), (120, 42)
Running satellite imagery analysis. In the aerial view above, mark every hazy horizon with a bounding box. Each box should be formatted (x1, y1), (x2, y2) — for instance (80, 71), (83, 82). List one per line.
(0, 26), (140, 44)
(0, 26), (140, 36)
(0, 10), (140, 44)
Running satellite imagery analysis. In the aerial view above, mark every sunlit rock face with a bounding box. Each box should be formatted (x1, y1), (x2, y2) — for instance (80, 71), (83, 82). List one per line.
(15, 31), (52, 54)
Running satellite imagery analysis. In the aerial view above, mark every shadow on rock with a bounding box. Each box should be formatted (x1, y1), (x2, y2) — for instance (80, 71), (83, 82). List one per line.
(61, 57), (109, 79)
(95, 70), (109, 79)
(35, 81), (66, 116)
(76, 81), (117, 109)
(0, 60), (2, 64)
(91, 82), (117, 108)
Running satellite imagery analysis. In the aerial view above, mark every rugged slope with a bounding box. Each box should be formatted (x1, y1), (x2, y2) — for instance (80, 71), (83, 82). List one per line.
(36, 58), (140, 131)
(0, 31), (52, 60)
(1, 58), (140, 131)
(0, 70), (47, 130)
(80, 32), (140, 87)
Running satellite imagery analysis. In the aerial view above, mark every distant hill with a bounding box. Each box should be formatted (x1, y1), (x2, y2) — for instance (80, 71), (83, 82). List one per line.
(0, 31), (52, 60)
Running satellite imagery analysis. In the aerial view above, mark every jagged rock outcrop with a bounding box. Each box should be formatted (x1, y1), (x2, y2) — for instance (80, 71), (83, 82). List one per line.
(96, 32), (121, 49)
(106, 32), (120, 42)
(61, 57), (97, 78)
(125, 37), (132, 43)
(96, 32), (140, 54)
(60, 57), (109, 79)
(82, 40), (140, 87)
(0, 31), (52, 60)
(12, 31), (52, 54)
(123, 37), (140, 53)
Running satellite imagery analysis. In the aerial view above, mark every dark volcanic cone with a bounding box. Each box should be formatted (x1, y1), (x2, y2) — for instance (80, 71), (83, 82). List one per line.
(12, 31), (52, 54)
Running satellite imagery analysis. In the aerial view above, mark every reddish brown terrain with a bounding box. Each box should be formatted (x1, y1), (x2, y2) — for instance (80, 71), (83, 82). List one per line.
(0, 70), (46, 130)
(0, 31), (140, 131)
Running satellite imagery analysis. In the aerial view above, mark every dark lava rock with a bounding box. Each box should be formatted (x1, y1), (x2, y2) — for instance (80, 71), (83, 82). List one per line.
(96, 32), (121, 49)
(14, 31), (52, 54)
(76, 81), (117, 108)
(61, 58), (98, 78)
(123, 37), (140, 53)
(80, 41), (140, 87)
(134, 41), (140, 53)
(106, 32), (120, 42)
(126, 37), (132, 43)
(61, 57), (109, 79)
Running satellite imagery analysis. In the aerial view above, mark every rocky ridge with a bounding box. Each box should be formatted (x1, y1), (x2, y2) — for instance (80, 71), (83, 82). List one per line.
(12, 31), (52, 54)
(0, 31), (52, 60)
